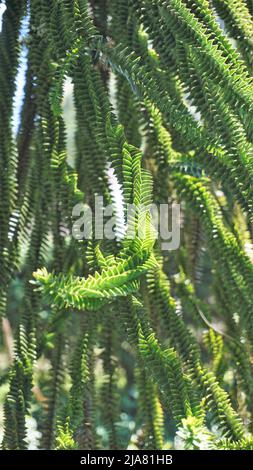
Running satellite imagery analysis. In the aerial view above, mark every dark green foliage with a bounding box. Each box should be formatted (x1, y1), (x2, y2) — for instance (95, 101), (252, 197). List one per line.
(1, 0), (253, 451)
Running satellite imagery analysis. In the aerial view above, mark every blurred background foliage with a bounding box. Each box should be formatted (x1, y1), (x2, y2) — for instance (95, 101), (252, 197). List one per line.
(1, 0), (253, 451)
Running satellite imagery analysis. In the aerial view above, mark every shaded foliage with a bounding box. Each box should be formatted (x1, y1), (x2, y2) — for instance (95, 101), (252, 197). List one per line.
(1, 0), (253, 450)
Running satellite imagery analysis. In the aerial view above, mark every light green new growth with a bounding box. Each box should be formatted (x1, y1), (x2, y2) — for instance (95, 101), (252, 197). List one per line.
(1, 0), (253, 450)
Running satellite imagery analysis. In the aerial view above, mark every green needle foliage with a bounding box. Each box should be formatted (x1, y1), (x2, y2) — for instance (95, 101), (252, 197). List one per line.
(1, 0), (253, 450)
